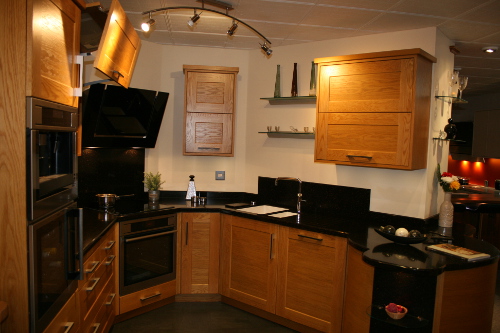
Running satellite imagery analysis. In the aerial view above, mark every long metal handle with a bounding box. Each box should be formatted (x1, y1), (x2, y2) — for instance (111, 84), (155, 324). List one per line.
(86, 277), (100, 292)
(270, 233), (275, 259)
(198, 147), (221, 150)
(105, 293), (116, 306)
(91, 323), (100, 333)
(125, 230), (177, 243)
(298, 234), (323, 242)
(346, 154), (372, 159)
(185, 222), (189, 245)
(104, 240), (115, 250)
(104, 255), (115, 266)
(85, 261), (100, 274)
(63, 322), (74, 333)
(140, 292), (161, 301)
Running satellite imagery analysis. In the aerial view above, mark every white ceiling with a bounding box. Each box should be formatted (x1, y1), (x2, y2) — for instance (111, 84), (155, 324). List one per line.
(87, 0), (500, 96)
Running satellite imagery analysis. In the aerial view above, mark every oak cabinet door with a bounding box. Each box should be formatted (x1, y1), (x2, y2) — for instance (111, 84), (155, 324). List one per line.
(184, 113), (233, 155)
(180, 212), (220, 294)
(219, 215), (278, 313)
(276, 227), (347, 333)
(185, 71), (236, 114)
(29, 0), (81, 107)
(93, 0), (141, 88)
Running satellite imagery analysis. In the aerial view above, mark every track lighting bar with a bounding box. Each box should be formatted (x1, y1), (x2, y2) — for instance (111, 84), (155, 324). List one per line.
(141, 6), (272, 50)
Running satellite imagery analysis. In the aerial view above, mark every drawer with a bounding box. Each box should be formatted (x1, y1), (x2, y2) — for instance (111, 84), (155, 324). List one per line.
(81, 273), (115, 333)
(43, 292), (80, 333)
(79, 258), (114, 319)
(286, 227), (340, 248)
(119, 280), (176, 314)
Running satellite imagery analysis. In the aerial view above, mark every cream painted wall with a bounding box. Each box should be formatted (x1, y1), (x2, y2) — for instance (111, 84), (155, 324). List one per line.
(84, 26), (454, 218)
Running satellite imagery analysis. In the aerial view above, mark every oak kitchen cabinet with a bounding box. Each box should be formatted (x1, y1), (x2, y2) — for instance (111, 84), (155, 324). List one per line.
(219, 214), (347, 333)
(78, 224), (118, 333)
(179, 212), (221, 294)
(93, 0), (141, 88)
(183, 65), (239, 156)
(315, 49), (436, 170)
(42, 293), (80, 333)
(27, 0), (82, 107)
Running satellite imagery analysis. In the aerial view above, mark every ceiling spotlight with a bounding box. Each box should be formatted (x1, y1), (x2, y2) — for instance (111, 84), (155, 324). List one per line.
(482, 46), (498, 53)
(188, 10), (201, 27)
(141, 13), (156, 32)
(227, 20), (238, 36)
(260, 42), (272, 56)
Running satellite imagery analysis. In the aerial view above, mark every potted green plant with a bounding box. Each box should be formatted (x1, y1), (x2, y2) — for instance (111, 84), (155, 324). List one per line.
(143, 172), (165, 203)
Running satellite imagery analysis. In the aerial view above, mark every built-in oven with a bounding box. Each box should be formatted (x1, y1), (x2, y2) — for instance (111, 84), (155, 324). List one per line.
(27, 97), (78, 221)
(29, 204), (83, 333)
(119, 214), (177, 295)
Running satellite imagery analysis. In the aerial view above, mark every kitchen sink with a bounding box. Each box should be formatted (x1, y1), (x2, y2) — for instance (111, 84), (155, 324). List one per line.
(236, 205), (289, 215)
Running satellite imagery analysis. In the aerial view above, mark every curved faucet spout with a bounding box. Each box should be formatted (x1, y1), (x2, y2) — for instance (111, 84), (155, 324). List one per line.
(275, 177), (304, 213)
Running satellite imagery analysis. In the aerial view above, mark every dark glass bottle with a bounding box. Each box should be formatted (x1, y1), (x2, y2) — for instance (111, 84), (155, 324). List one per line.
(291, 63), (298, 97)
(274, 65), (281, 98)
(444, 118), (457, 140)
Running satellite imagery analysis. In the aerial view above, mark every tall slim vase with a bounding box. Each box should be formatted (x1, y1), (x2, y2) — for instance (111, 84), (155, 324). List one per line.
(309, 61), (316, 96)
(274, 65), (281, 98)
(291, 63), (298, 97)
(438, 192), (454, 227)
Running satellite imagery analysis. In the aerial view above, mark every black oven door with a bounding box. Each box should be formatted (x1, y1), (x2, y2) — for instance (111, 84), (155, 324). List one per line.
(120, 227), (177, 295)
(29, 205), (83, 333)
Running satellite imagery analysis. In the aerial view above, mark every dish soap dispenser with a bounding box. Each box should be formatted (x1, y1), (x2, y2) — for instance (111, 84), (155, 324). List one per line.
(186, 175), (197, 200)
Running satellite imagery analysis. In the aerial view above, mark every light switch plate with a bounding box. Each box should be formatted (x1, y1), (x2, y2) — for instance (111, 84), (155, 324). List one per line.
(216, 171), (225, 180)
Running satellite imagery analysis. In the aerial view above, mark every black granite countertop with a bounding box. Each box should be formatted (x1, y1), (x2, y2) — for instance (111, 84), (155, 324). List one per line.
(80, 196), (499, 274)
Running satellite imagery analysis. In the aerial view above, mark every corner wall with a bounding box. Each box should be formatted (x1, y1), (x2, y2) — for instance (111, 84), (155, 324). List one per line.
(84, 27), (453, 218)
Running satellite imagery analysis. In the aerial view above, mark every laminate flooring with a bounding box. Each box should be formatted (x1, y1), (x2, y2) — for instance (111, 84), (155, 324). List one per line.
(110, 302), (297, 333)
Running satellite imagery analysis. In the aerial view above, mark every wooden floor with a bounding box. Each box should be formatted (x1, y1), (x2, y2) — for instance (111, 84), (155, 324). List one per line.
(110, 302), (297, 333)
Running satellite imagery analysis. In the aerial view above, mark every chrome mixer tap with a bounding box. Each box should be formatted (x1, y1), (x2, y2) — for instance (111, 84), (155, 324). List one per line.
(275, 177), (305, 213)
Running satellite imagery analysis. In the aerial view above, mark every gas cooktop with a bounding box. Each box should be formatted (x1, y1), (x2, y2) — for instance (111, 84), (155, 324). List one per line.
(85, 198), (174, 219)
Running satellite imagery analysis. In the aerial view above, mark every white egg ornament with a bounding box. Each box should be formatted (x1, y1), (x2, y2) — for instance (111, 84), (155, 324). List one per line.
(395, 228), (409, 237)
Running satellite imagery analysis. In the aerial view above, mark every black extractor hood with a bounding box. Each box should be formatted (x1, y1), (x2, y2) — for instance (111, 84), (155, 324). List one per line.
(82, 84), (169, 148)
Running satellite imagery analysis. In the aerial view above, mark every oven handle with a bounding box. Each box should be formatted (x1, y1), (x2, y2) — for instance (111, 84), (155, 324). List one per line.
(125, 229), (177, 243)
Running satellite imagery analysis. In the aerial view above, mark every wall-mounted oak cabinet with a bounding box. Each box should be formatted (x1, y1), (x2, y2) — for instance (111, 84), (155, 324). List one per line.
(183, 65), (239, 157)
(314, 49), (436, 170)
(27, 0), (82, 107)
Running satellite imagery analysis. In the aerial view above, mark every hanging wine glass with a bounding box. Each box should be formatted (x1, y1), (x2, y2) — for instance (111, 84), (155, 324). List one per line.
(458, 76), (468, 99)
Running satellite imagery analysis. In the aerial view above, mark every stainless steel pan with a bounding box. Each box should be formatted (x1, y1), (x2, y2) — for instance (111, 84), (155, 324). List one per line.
(96, 193), (134, 208)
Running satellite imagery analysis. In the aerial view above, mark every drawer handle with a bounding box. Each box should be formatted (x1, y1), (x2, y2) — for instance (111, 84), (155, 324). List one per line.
(63, 322), (74, 333)
(105, 293), (116, 306)
(104, 240), (115, 250)
(104, 255), (116, 266)
(91, 323), (100, 333)
(198, 147), (220, 150)
(85, 261), (100, 274)
(86, 277), (100, 292)
(298, 234), (323, 242)
(140, 292), (161, 301)
(346, 154), (372, 160)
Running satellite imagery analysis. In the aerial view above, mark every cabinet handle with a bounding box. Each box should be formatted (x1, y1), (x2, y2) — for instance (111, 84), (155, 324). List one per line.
(105, 293), (116, 306)
(104, 255), (116, 266)
(85, 261), (100, 274)
(63, 322), (74, 333)
(112, 70), (124, 78)
(91, 323), (100, 333)
(270, 233), (275, 259)
(140, 292), (161, 301)
(104, 240), (115, 250)
(185, 222), (189, 245)
(198, 147), (220, 150)
(86, 277), (100, 292)
(346, 154), (372, 160)
(298, 234), (323, 242)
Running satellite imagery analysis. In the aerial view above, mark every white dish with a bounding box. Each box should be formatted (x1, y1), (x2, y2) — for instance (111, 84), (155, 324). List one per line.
(237, 205), (288, 215)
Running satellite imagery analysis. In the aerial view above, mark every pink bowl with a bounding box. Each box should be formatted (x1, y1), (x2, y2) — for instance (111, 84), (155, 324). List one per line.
(385, 305), (407, 320)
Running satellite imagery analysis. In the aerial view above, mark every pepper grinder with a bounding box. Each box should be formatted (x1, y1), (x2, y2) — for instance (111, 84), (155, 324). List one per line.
(186, 175), (197, 200)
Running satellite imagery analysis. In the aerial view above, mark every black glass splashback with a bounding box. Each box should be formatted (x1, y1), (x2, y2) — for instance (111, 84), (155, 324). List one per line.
(82, 84), (169, 148)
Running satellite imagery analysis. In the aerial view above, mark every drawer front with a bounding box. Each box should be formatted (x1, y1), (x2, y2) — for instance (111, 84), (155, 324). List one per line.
(80, 254), (115, 318)
(119, 280), (176, 314)
(81, 274), (115, 333)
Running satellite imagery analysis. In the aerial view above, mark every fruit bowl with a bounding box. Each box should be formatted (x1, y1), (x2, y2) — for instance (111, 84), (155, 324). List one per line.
(374, 227), (426, 244)
(385, 304), (407, 320)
